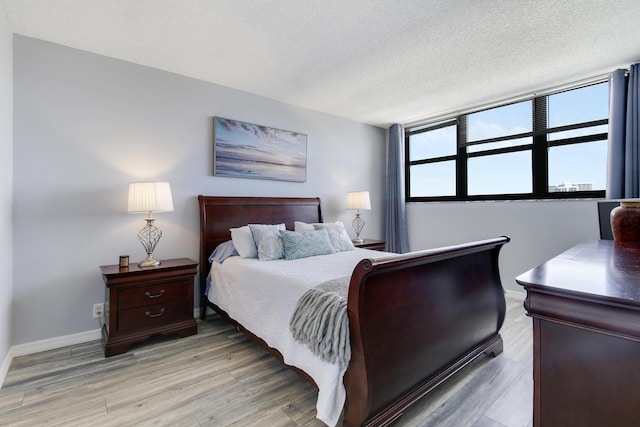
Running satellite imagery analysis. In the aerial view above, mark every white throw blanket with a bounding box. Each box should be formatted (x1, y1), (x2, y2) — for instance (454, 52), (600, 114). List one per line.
(290, 276), (350, 368)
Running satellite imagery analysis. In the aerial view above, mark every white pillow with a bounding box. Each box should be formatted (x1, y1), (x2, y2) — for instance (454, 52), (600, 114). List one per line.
(230, 226), (258, 258)
(248, 223), (286, 260)
(294, 221), (315, 232)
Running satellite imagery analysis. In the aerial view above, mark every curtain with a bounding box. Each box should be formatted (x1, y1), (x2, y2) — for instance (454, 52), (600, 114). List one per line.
(607, 63), (640, 198)
(384, 124), (410, 253)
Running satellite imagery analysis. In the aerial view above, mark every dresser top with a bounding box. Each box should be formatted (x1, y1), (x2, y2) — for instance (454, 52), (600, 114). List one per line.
(100, 257), (198, 277)
(516, 239), (640, 305)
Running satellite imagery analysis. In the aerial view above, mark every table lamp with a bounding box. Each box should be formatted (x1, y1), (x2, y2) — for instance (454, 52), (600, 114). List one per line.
(128, 181), (174, 267)
(347, 191), (371, 244)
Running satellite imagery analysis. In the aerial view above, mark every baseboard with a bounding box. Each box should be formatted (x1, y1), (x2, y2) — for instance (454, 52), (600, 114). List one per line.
(0, 346), (14, 389)
(11, 328), (102, 358)
(505, 288), (526, 301)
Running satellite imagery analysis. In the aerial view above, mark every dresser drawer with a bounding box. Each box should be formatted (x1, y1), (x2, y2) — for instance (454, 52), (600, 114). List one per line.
(118, 280), (188, 310)
(118, 301), (189, 332)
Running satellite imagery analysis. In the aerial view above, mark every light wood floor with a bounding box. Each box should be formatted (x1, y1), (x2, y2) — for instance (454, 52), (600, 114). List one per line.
(0, 295), (532, 426)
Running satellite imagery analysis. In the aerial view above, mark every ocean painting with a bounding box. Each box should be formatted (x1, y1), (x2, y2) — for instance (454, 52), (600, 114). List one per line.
(214, 117), (307, 182)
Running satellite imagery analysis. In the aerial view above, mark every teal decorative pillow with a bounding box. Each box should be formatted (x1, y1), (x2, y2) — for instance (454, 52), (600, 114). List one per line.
(248, 224), (286, 260)
(279, 229), (336, 260)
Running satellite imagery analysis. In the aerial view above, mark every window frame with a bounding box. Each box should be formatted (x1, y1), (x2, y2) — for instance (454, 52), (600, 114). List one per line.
(405, 82), (608, 202)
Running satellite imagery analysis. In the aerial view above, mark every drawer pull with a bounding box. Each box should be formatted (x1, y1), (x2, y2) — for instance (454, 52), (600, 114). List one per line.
(145, 308), (165, 318)
(145, 290), (165, 299)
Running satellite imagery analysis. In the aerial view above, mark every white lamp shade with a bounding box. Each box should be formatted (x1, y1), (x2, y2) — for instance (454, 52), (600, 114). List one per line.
(128, 182), (174, 213)
(347, 191), (371, 210)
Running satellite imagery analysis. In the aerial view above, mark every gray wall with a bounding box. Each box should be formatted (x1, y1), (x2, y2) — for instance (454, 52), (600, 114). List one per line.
(12, 36), (386, 345)
(407, 199), (601, 293)
(0, 5), (13, 369)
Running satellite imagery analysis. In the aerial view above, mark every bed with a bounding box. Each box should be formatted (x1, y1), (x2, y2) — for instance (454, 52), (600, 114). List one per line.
(198, 195), (510, 427)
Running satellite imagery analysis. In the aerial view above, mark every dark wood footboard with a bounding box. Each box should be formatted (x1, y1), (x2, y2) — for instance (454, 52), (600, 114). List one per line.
(343, 236), (510, 427)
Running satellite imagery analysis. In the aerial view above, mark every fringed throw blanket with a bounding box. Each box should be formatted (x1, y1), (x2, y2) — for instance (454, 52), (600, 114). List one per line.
(289, 276), (351, 368)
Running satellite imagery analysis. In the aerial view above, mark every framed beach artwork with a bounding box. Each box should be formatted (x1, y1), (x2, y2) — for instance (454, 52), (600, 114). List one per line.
(213, 117), (307, 182)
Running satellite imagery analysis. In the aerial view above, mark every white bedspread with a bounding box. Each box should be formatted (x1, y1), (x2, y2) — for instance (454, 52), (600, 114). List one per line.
(207, 248), (388, 426)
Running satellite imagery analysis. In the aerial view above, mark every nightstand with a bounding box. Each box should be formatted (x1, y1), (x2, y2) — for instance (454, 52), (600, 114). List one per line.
(354, 238), (386, 251)
(100, 258), (198, 357)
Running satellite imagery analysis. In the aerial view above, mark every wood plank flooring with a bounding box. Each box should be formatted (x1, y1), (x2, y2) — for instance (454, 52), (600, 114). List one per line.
(0, 295), (532, 426)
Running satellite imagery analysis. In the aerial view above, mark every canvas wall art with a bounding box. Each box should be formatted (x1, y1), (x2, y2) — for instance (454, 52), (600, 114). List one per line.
(213, 117), (307, 182)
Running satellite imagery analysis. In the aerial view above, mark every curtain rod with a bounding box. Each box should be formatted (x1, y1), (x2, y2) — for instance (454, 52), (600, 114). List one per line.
(403, 72), (613, 129)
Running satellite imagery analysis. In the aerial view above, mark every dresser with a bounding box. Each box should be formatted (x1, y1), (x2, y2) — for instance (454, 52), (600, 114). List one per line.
(516, 240), (640, 427)
(100, 258), (198, 357)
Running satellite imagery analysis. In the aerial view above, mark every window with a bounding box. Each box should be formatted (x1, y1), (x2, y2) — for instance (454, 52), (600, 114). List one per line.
(406, 81), (609, 201)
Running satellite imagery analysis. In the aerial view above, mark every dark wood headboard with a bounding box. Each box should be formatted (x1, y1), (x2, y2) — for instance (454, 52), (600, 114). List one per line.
(197, 196), (322, 313)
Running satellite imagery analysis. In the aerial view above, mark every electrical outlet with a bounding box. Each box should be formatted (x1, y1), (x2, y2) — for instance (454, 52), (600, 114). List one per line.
(92, 303), (104, 319)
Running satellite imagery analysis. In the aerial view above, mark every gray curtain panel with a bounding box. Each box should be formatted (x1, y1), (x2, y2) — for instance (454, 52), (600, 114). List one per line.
(607, 63), (640, 198)
(385, 124), (410, 253)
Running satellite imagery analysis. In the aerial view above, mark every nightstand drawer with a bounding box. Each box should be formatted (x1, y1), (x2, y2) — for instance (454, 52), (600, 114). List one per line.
(118, 280), (188, 310)
(118, 301), (188, 332)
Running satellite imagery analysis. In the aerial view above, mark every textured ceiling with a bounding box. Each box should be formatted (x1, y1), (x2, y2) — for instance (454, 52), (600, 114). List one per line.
(2, 0), (640, 128)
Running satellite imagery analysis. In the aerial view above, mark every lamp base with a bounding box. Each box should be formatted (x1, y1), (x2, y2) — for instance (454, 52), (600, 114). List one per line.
(137, 215), (163, 268)
(138, 257), (161, 268)
(352, 212), (365, 246)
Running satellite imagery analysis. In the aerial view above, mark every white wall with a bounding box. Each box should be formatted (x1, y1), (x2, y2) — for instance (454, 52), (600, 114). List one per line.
(0, 4), (14, 379)
(12, 36), (386, 345)
(407, 199), (601, 293)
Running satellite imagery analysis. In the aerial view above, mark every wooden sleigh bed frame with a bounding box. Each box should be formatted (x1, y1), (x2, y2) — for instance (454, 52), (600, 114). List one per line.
(198, 195), (510, 427)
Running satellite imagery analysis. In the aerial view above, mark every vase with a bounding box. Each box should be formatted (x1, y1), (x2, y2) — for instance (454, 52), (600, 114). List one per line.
(610, 199), (640, 242)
